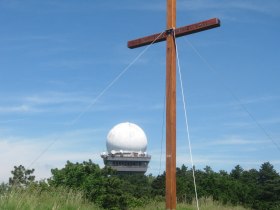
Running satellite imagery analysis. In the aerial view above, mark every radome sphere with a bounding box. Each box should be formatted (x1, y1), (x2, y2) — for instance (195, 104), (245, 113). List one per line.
(106, 122), (147, 153)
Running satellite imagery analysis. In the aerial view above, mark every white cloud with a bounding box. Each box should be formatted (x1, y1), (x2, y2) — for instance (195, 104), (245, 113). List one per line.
(0, 91), (103, 115)
(146, 133), (280, 175)
(0, 128), (105, 183)
(23, 92), (90, 105)
(0, 138), (44, 183)
(0, 105), (38, 114)
(210, 137), (265, 146)
(2, 130), (277, 183)
(0, 90), (167, 117)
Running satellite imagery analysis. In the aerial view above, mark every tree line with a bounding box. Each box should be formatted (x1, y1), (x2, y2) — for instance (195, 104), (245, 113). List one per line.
(2, 160), (280, 210)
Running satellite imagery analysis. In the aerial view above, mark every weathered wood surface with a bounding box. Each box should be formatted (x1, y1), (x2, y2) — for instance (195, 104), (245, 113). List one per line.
(127, 18), (220, 49)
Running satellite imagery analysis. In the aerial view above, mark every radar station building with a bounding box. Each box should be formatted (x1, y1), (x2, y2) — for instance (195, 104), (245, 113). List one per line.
(101, 122), (151, 174)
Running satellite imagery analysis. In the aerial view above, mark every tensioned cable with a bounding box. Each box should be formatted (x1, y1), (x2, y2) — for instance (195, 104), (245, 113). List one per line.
(184, 38), (280, 152)
(27, 30), (166, 169)
(174, 33), (200, 210)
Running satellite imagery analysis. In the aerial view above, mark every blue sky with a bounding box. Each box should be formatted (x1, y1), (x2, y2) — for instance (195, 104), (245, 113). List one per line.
(0, 0), (280, 182)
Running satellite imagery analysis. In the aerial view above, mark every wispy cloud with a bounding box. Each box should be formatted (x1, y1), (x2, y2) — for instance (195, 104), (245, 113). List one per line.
(0, 105), (39, 114)
(210, 137), (266, 146)
(237, 95), (280, 105)
(0, 90), (167, 116)
(0, 91), (99, 115)
(188, 95), (279, 110)
(184, 135), (268, 148)
(0, 128), (105, 182)
(23, 92), (91, 105)
(223, 116), (280, 129)
(0, 118), (25, 124)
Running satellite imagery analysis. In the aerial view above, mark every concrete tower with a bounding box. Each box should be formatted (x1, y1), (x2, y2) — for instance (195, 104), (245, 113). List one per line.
(101, 122), (151, 174)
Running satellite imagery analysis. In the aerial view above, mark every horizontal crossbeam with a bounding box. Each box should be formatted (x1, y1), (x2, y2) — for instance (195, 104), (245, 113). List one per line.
(128, 18), (220, 49)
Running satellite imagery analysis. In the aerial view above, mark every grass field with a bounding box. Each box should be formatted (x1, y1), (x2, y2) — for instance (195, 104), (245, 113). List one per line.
(132, 199), (249, 210)
(0, 187), (249, 210)
(0, 187), (100, 210)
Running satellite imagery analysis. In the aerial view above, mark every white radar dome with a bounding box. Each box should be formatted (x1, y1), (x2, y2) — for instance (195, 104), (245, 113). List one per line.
(106, 122), (148, 153)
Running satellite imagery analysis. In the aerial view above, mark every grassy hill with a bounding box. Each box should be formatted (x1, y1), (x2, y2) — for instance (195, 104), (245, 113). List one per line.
(0, 187), (249, 210)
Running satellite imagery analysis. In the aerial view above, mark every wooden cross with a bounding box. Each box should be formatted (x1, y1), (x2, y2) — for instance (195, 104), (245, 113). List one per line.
(127, 1), (220, 209)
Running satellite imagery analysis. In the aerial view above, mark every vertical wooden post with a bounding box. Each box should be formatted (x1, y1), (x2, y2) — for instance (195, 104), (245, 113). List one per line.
(127, 2), (220, 209)
(166, 0), (176, 210)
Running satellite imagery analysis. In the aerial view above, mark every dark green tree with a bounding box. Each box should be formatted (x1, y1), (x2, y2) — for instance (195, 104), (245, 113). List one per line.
(201, 166), (218, 199)
(176, 165), (194, 203)
(9, 165), (35, 187)
(240, 169), (259, 208)
(119, 174), (152, 199)
(255, 162), (280, 210)
(101, 176), (129, 210)
(49, 159), (132, 210)
(151, 172), (165, 197)
(50, 160), (105, 202)
(0, 182), (9, 195)
(230, 165), (244, 180)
